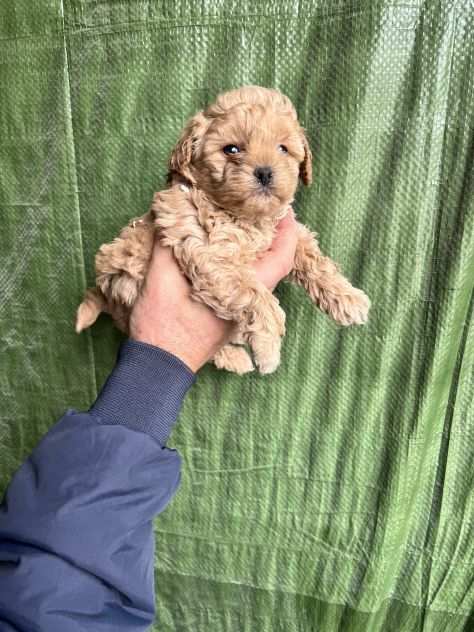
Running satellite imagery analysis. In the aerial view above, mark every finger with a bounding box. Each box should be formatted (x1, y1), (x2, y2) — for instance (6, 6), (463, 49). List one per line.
(253, 211), (298, 289)
(275, 207), (295, 231)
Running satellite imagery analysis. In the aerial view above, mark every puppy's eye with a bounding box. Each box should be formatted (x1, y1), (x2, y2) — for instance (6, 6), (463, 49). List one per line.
(278, 144), (288, 153)
(223, 144), (241, 155)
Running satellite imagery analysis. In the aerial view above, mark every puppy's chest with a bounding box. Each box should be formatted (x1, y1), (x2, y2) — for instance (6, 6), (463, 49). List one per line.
(208, 217), (275, 263)
(154, 185), (277, 263)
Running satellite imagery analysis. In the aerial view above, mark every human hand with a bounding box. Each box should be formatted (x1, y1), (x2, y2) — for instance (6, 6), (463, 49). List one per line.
(129, 209), (298, 372)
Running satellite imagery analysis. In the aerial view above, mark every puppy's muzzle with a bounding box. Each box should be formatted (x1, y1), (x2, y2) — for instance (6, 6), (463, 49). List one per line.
(254, 166), (273, 187)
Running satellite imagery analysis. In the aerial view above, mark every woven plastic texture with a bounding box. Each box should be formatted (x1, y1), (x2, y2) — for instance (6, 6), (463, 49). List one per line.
(1, 1), (473, 630)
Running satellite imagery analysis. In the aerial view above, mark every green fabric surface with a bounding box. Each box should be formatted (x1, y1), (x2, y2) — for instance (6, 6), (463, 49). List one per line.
(1, 1), (473, 630)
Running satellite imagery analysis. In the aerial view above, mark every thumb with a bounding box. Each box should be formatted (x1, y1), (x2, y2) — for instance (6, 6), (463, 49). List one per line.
(253, 209), (298, 289)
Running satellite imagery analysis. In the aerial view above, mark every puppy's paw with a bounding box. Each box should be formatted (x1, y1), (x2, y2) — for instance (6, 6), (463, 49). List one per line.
(258, 353), (281, 375)
(266, 298), (286, 337)
(251, 335), (281, 375)
(75, 301), (96, 333)
(213, 345), (254, 375)
(274, 303), (286, 337)
(332, 288), (371, 326)
(75, 289), (104, 333)
(98, 274), (140, 307)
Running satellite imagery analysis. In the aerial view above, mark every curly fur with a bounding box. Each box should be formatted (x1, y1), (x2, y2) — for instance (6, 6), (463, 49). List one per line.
(76, 85), (370, 374)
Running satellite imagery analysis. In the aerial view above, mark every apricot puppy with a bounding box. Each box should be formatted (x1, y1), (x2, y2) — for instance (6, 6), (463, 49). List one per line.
(76, 85), (370, 374)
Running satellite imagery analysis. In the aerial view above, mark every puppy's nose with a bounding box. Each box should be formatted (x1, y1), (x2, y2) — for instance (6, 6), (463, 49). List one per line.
(254, 166), (273, 186)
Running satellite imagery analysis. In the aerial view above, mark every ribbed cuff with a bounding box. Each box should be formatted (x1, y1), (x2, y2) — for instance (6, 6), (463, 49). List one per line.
(88, 339), (196, 445)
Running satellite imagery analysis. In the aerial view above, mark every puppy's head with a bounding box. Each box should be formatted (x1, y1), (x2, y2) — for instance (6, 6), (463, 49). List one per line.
(168, 86), (312, 219)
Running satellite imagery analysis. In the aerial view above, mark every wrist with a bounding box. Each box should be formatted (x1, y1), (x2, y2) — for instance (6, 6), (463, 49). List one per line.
(88, 339), (196, 444)
(131, 319), (232, 372)
(129, 331), (210, 372)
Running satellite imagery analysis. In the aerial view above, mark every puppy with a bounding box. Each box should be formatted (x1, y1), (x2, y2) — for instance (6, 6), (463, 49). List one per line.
(76, 85), (370, 374)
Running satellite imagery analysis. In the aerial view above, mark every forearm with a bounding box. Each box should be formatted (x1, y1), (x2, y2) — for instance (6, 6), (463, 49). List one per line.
(0, 339), (195, 632)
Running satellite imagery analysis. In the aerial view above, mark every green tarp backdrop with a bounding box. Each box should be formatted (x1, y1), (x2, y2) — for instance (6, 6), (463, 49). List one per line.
(1, 1), (473, 630)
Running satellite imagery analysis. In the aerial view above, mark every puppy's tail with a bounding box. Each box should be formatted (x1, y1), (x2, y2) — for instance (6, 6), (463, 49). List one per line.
(75, 288), (107, 333)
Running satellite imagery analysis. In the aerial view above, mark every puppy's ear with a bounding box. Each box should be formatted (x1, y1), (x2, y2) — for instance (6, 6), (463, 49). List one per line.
(299, 127), (313, 186)
(167, 112), (208, 185)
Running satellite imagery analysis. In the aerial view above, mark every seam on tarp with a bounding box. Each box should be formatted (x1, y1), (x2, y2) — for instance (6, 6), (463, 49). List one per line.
(420, 1), (460, 612)
(153, 598), (471, 626)
(61, 3), (377, 33)
(60, 0), (98, 401)
(390, 0), (458, 577)
(155, 526), (474, 568)
(423, 288), (474, 612)
(416, 8), (465, 626)
(59, 2), (418, 37)
(62, 13), (368, 38)
(157, 568), (473, 618)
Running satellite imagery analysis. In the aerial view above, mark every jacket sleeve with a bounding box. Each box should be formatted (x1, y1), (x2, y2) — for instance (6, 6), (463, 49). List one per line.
(0, 338), (196, 632)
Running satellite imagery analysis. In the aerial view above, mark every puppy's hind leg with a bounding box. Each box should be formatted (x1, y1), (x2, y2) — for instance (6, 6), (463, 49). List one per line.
(95, 213), (155, 308)
(75, 288), (107, 333)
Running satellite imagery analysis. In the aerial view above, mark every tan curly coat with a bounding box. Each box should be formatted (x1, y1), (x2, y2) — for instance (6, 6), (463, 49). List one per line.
(76, 86), (370, 374)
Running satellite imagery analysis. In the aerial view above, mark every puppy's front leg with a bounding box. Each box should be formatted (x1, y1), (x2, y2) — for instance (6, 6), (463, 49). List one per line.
(188, 268), (285, 374)
(289, 223), (370, 326)
(169, 247), (285, 373)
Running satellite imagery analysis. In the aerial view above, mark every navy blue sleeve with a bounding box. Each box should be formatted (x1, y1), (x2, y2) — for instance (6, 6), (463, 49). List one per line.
(0, 339), (196, 632)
